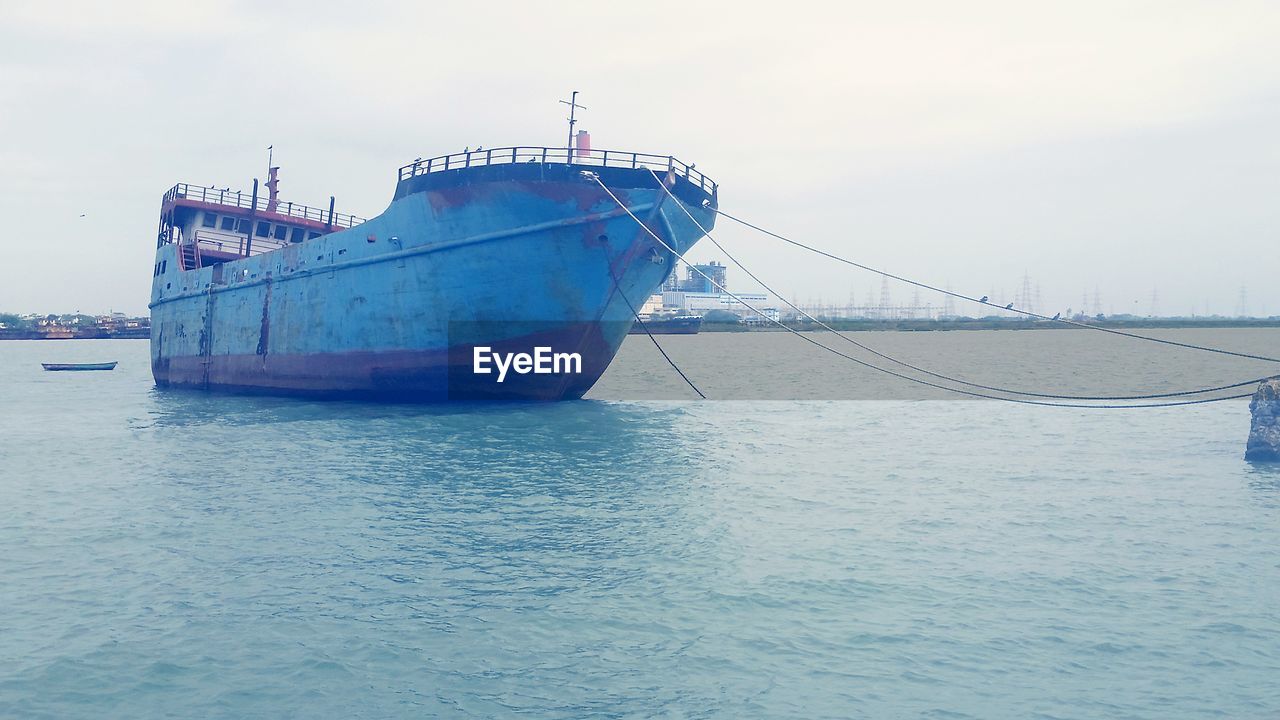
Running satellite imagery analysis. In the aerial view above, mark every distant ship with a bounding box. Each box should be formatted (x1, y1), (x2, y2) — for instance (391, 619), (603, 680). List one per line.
(149, 141), (717, 400)
(628, 314), (702, 335)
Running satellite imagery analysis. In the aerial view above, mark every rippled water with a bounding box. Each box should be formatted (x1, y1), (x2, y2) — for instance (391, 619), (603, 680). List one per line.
(2, 336), (1279, 718)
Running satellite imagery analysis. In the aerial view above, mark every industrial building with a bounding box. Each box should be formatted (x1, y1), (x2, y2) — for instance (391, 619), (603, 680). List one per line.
(662, 291), (770, 314)
(662, 261), (727, 294)
(655, 260), (778, 320)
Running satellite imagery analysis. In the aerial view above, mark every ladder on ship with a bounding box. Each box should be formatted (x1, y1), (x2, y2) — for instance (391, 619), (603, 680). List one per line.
(180, 242), (200, 271)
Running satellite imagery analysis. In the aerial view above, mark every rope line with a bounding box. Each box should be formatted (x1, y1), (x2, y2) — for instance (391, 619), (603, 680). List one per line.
(648, 170), (1269, 401)
(593, 175), (1253, 408)
(715, 208), (1280, 365)
(604, 246), (706, 399)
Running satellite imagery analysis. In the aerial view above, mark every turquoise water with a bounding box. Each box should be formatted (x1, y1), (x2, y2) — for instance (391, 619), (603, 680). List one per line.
(2, 338), (1279, 718)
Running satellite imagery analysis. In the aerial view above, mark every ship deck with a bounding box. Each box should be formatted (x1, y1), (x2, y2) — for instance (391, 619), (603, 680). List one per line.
(393, 146), (717, 207)
(155, 146), (716, 273)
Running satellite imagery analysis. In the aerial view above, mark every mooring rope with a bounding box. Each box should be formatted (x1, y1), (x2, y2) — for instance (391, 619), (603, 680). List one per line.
(715, 208), (1280, 366)
(594, 175), (1253, 408)
(604, 248), (706, 399)
(648, 170), (1268, 402)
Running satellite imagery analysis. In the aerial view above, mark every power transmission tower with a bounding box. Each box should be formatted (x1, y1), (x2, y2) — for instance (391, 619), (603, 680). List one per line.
(879, 277), (892, 320)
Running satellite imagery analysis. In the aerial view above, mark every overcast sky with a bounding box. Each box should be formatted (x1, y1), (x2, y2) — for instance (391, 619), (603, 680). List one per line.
(1, 0), (1277, 316)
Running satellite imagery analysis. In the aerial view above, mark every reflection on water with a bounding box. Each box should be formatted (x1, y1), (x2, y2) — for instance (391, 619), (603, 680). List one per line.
(141, 387), (705, 483)
(139, 386), (719, 561)
(1245, 463), (1280, 502)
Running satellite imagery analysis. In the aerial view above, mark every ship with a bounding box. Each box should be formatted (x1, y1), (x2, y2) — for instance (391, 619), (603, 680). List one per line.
(628, 313), (702, 335)
(149, 143), (717, 400)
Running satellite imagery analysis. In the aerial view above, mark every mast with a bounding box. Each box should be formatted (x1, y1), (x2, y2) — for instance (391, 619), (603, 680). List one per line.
(265, 145), (279, 212)
(266, 166), (280, 212)
(559, 91), (586, 152)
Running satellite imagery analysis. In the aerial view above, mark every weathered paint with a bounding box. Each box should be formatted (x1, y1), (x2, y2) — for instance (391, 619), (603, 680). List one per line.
(150, 163), (716, 401)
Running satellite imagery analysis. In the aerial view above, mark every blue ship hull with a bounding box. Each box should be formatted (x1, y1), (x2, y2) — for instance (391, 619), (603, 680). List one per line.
(149, 158), (716, 400)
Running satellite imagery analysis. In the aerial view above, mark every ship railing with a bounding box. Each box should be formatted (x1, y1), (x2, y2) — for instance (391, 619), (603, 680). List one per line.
(162, 183), (366, 229)
(397, 146), (717, 196)
(188, 228), (292, 260)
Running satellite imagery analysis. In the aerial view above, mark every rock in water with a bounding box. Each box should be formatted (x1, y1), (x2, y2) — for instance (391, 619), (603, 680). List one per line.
(1245, 378), (1280, 462)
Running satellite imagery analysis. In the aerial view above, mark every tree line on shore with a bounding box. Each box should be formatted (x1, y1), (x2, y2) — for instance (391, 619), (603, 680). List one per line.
(0, 312), (150, 339)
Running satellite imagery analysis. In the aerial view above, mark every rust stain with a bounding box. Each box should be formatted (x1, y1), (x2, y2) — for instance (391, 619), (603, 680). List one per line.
(427, 184), (489, 213)
(521, 181), (610, 213)
(256, 277), (272, 357)
(201, 290), (216, 389)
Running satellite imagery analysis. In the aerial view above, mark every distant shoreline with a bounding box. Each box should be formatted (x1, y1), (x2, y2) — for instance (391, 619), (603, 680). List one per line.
(701, 318), (1280, 332)
(3, 319), (1277, 340)
(0, 329), (149, 341)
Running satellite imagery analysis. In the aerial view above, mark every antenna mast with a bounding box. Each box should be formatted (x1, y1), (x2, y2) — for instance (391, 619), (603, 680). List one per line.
(559, 91), (586, 152)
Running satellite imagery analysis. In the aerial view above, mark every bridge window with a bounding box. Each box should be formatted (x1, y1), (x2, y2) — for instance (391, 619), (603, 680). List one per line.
(201, 213), (217, 228)
(219, 216), (236, 231)
(255, 221), (270, 237)
(290, 228), (306, 243)
(273, 225), (287, 240)
(237, 218), (250, 233)
(308, 231), (321, 240)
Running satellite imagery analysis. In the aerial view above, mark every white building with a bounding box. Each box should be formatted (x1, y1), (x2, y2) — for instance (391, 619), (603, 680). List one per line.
(742, 308), (782, 325)
(662, 291), (770, 316)
(639, 293), (664, 315)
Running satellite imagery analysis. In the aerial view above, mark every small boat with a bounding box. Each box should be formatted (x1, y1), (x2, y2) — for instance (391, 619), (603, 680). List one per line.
(628, 314), (702, 335)
(41, 362), (118, 371)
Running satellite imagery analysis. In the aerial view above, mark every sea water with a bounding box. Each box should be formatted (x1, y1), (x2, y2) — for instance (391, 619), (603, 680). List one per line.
(1, 332), (1278, 718)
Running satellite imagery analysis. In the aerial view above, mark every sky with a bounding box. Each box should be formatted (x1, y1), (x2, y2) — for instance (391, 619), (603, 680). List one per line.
(1, 0), (1277, 317)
